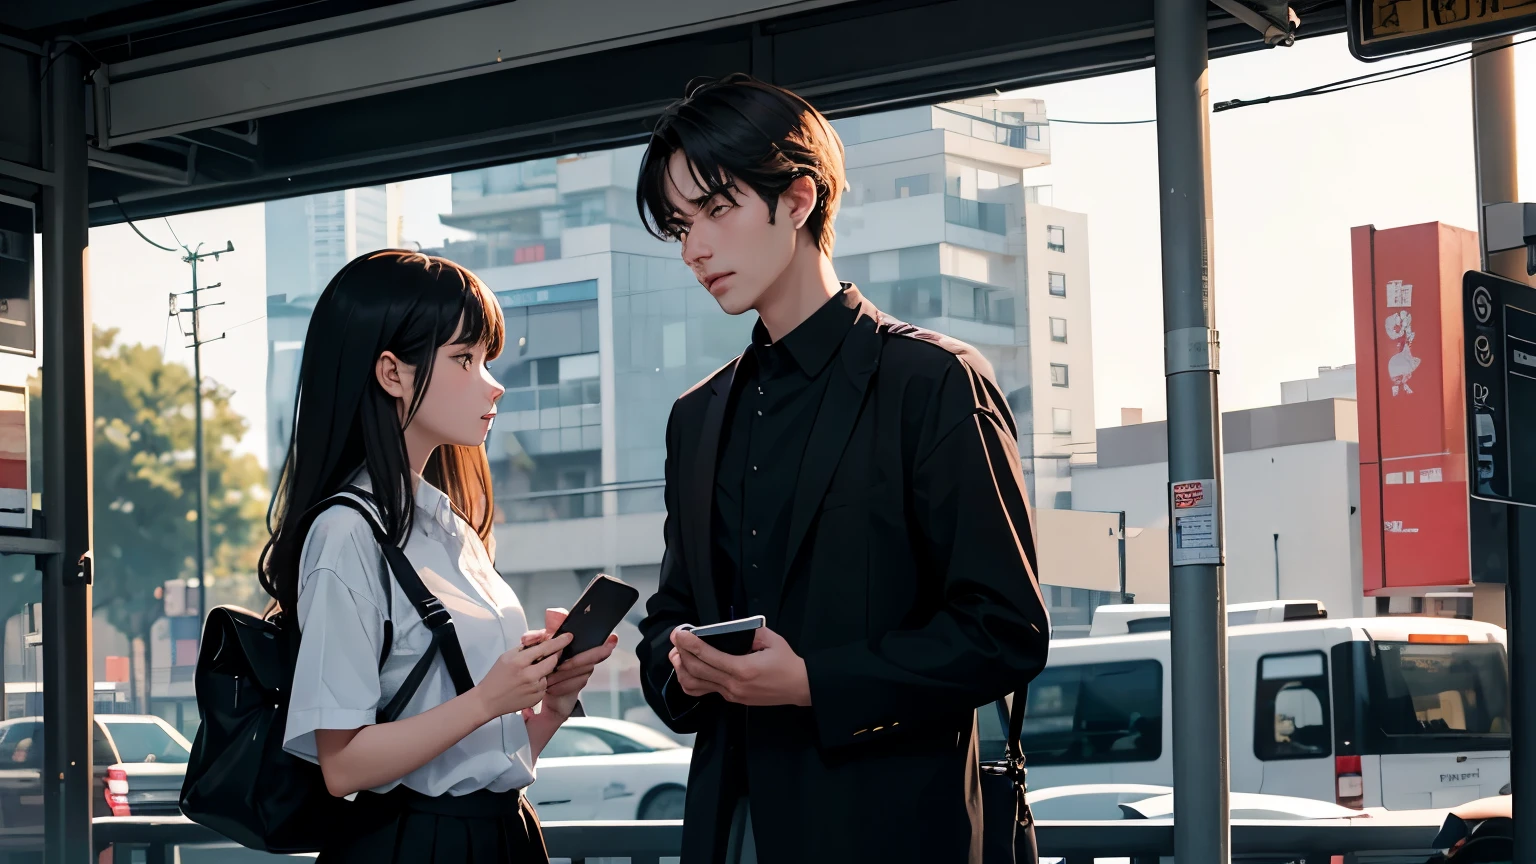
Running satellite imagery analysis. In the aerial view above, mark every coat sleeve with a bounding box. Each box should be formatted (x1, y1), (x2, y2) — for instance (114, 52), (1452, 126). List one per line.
(636, 402), (719, 734)
(803, 358), (1050, 751)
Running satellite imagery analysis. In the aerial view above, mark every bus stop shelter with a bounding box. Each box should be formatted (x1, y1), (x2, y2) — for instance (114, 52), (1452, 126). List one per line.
(0, 2), (1363, 861)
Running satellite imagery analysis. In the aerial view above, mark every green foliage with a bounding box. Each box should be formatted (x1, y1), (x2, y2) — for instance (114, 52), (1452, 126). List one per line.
(25, 327), (270, 645)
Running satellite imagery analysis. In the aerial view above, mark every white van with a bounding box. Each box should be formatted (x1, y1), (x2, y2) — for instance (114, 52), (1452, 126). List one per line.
(980, 601), (1510, 811)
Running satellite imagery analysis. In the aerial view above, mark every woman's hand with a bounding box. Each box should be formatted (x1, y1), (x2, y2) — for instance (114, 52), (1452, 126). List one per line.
(473, 631), (571, 722)
(520, 609), (619, 721)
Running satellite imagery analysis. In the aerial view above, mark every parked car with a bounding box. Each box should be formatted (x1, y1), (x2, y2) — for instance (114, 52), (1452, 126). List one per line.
(0, 713), (191, 831)
(526, 716), (691, 821)
(95, 714), (192, 816)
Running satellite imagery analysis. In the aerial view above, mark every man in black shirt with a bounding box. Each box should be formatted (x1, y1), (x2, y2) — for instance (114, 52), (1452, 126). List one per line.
(633, 74), (1049, 864)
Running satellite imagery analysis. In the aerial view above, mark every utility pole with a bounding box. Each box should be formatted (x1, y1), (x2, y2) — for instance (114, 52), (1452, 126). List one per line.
(173, 242), (232, 627)
(1469, 33), (1535, 859)
(1154, 1), (1230, 861)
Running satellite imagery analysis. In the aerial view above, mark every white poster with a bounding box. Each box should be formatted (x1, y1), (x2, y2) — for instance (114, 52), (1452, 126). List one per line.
(1170, 479), (1220, 566)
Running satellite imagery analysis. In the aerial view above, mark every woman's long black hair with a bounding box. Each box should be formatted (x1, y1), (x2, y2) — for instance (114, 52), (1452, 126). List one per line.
(260, 250), (505, 615)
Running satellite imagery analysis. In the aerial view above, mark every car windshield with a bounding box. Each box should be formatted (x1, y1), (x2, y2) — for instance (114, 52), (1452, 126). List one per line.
(102, 721), (190, 764)
(1368, 641), (1510, 740)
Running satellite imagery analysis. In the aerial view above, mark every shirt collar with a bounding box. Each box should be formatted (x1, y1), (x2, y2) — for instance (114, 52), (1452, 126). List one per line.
(345, 469), (459, 536)
(749, 283), (859, 377)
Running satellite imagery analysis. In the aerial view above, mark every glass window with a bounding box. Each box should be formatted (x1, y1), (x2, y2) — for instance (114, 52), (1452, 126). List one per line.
(1047, 225), (1066, 252)
(1368, 641), (1510, 739)
(1049, 272), (1067, 297)
(949, 281), (976, 319)
(1050, 317), (1068, 342)
(889, 277), (943, 319)
(1052, 408), (1072, 435)
(1019, 660), (1162, 765)
(0, 719), (43, 768)
(1050, 364), (1069, 388)
(94, 725), (119, 767)
(977, 700), (1009, 763)
(1255, 652), (1331, 761)
(895, 174), (931, 198)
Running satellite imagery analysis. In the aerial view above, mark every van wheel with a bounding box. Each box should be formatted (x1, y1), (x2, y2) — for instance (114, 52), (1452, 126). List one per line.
(637, 784), (686, 820)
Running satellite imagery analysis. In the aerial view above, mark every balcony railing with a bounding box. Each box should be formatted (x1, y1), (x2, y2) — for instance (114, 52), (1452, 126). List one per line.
(496, 479), (665, 523)
(944, 195), (1008, 235)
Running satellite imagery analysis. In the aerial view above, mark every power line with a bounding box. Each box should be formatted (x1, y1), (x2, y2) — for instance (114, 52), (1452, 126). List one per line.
(112, 197), (179, 253)
(1216, 33), (1536, 112)
(1046, 34), (1536, 124)
(163, 217), (184, 250)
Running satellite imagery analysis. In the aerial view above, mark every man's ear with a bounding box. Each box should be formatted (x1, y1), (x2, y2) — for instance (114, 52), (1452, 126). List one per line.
(376, 350), (408, 399)
(784, 174), (819, 231)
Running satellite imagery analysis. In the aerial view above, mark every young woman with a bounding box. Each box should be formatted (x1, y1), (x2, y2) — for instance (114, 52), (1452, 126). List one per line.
(261, 250), (615, 862)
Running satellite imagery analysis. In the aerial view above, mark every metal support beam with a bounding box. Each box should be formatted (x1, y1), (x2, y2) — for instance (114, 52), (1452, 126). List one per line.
(1154, 1), (1230, 861)
(1470, 32), (1535, 862)
(40, 44), (95, 864)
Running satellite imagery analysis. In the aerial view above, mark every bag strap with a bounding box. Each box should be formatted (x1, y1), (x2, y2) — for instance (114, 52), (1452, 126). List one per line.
(299, 488), (478, 713)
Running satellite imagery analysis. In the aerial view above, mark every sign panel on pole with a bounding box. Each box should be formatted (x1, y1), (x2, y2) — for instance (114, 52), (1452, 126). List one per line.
(1465, 269), (1536, 507)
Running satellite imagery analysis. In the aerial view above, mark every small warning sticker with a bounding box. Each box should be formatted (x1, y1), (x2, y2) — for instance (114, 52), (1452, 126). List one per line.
(1170, 479), (1221, 567)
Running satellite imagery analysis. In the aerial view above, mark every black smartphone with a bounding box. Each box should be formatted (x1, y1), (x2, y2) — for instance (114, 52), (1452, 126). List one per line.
(551, 574), (640, 662)
(680, 615), (765, 656)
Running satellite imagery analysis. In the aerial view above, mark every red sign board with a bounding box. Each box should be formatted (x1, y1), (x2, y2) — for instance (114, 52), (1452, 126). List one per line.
(1352, 222), (1484, 593)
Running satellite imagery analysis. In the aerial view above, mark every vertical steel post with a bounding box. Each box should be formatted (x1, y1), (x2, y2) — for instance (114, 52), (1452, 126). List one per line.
(1470, 33), (1534, 859)
(40, 43), (94, 864)
(1154, 2), (1230, 860)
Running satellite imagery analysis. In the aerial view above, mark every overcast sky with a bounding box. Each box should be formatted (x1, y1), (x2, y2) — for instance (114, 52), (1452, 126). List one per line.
(59, 32), (1536, 467)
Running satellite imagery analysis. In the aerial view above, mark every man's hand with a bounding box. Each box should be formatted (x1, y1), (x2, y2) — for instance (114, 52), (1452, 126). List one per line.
(519, 608), (617, 721)
(669, 625), (811, 707)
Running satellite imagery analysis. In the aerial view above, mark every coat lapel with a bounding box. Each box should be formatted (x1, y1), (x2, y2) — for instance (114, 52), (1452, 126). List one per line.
(684, 358), (737, 625)
(777, 306), (882, 615)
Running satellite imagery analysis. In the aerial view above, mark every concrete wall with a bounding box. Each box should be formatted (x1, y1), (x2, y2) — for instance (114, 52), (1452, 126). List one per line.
(1036, 508), (1120, 592)
(1074, 399), (1366, 618)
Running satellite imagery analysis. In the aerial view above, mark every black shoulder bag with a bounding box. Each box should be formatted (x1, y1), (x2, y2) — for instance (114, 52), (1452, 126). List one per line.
(180, 487), (476, 853)
(982, 690), (1036, 863)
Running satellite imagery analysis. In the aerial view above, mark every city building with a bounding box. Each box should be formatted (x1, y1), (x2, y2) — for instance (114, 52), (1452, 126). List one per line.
(1282, 364), (1356, 404)
(263, 99), (1097, 731)
(831, 98), (1096, 508)
(264, 185), (403, 486)
(1071, 398), (1368, 622)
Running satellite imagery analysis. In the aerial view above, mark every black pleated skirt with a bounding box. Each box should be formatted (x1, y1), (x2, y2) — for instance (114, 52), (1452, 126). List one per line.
(318, 785), (549, 864)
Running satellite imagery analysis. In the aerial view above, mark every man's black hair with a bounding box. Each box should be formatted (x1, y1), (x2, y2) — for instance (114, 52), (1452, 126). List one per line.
(636, 73), (847, 254)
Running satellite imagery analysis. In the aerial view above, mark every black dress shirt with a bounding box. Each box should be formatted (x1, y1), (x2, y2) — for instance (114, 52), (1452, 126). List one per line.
(712, 287), (859, 622)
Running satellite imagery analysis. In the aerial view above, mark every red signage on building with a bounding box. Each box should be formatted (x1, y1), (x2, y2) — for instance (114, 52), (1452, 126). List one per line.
(1352, 222), (1488, 594)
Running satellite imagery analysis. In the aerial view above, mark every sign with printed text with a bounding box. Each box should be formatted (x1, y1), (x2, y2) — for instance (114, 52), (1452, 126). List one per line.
(1348, 0), (1536, 61)
(1464, 269), (1536, 507)
(1170, 479), (1222, 566)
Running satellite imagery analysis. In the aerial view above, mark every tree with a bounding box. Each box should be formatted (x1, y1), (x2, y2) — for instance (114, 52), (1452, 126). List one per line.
(26, 327), (269, 709)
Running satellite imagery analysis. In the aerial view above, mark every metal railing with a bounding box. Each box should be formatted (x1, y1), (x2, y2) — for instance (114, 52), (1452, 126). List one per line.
(91, 814), (1447, 863)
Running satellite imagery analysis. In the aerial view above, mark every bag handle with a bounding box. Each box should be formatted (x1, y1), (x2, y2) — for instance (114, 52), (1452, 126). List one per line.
(298, 488), (478, 711)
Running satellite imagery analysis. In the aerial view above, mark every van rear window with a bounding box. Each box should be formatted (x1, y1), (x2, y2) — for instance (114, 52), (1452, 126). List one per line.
(1368, 641), (1509, 744)
(1019, 660), (1162, 765)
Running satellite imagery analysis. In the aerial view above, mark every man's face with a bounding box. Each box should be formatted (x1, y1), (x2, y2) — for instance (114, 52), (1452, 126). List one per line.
(665, 150), (798, 316)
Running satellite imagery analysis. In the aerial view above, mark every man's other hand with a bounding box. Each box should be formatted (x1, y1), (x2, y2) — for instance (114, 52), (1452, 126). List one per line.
(669, 625), (812, 707)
